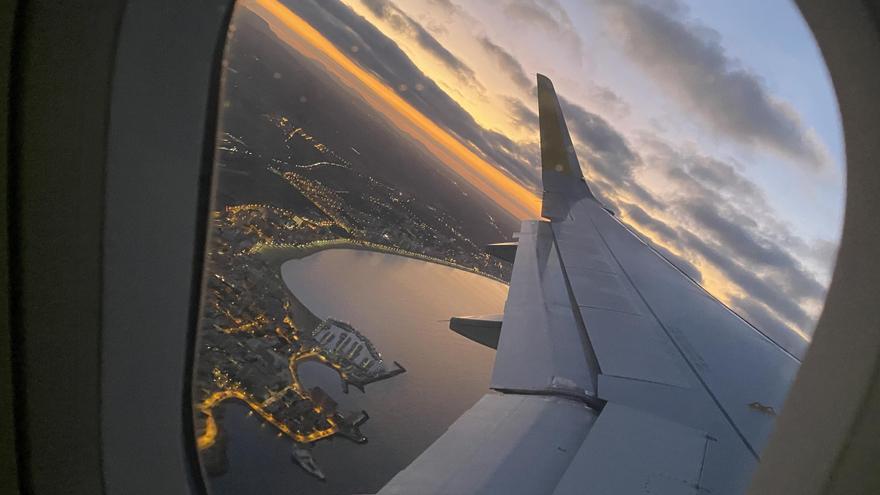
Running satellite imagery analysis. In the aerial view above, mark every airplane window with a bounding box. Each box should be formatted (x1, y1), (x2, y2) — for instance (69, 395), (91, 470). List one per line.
(192, 0), (845, 493)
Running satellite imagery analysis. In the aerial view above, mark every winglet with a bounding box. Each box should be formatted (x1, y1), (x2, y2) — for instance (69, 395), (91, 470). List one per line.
(537, 74), (594, 218)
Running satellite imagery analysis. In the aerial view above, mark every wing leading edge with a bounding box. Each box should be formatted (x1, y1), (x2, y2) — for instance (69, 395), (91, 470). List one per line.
(377, 76), (800, 495)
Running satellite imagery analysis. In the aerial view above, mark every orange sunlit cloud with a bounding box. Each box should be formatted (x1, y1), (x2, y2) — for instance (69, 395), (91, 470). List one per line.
(247, 0), (541, 220)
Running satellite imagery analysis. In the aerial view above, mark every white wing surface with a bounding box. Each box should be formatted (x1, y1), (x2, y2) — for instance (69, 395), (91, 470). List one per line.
(377, 75), (800, 495)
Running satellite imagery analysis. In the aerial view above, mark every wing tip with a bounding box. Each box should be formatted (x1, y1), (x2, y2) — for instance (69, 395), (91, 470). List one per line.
(536, 73), (594, 212)
(536, 73), (554, 93)
(537, 74), (581, 179)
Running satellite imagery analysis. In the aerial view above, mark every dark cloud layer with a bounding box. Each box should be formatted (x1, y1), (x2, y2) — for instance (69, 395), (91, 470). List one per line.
(621, 201), (680, 243)
(427, 0), (460, 15)
(280, 0), (540, 186)
(654, 146), (828, 303)
(617, 201), (703, 283)
(504, 0), (584, 60)
(573, 121), (826, 341)
(729, 295), (809, 357)
(478, 36), (533, 90)
(686, 201), (794, 269)
(630, 139), (829, 330)
(560, 97), (636, 166)
(647, 239), (704, 285)
(680, 229), (812, 330)
(505, 96), (539, 135)
(269, 0), (826, 348)
(361, 0), (479, 86)
(685, 202), (825, 306)
(618, 182), (816, 344)
(602, 0), (827, 168)
(589, 84), (629, 116)
(555, 96), (665, 210)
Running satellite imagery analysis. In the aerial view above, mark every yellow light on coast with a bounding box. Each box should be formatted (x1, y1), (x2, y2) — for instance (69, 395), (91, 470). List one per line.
(199, 395), (336, 443)
(197, 413), (219, 450)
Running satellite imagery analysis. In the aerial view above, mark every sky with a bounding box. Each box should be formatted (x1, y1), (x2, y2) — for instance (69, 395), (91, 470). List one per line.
(242, 0), (845, 349)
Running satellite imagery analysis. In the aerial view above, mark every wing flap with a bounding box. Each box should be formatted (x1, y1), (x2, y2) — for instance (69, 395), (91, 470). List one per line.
(579, 307), (690, 388)
(377, 394), (598, 495)
(490, 220), (599, 398)
(552, 403), (710, 495)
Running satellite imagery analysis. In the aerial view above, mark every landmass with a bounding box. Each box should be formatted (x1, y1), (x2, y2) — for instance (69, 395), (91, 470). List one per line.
(195, 7), (517, 482)
(193, 119), (511, 479)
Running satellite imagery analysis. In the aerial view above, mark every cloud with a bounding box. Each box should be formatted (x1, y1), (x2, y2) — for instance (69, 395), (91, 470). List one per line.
(560, 97), (637, 166)
(279, 0), (540, 186)
(577, 121), (828, 339)
(515, 93), (666, 214)
(646, 143), (828, 302)
(426, 0), (461, 15)
(728, 295), (809, 357)
(616, 201), (703, 283)
(682, 200), (825, 302)
(632, 140), (828, 334)
(680, 229), (813, 331)
(804, 238), (839, 269)
(505, 96), (538, 130)
(621, 201), (680, 242)
(648, 239), (704, 285)
(588, 83), (629, 116)
(647, 141), (825, 264)
(686, 201), (793, 269)
(503, 0), (584, 60)
(478, 36), (533, 90)
(617, 164), (818, 342)
(424, 0), (480, 28)
(600, 0), (828, 169)
(554, 97), (667, 210)
(267, 0), (829, 347)
(360, 0), (480, 86)
(641, 134), (835, 273)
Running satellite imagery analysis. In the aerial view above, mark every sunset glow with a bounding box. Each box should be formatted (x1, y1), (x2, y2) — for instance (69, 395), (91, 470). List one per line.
(248, 0), (541, 219)
(233, 0), (844, 344)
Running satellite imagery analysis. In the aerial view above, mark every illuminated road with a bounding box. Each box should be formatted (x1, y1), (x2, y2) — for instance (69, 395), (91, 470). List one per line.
(196, 388), (338, 450)
(196, 346), (345, 451)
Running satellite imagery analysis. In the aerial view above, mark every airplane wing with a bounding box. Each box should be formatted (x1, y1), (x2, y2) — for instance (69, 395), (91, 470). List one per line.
(376, 75), (801, 495)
